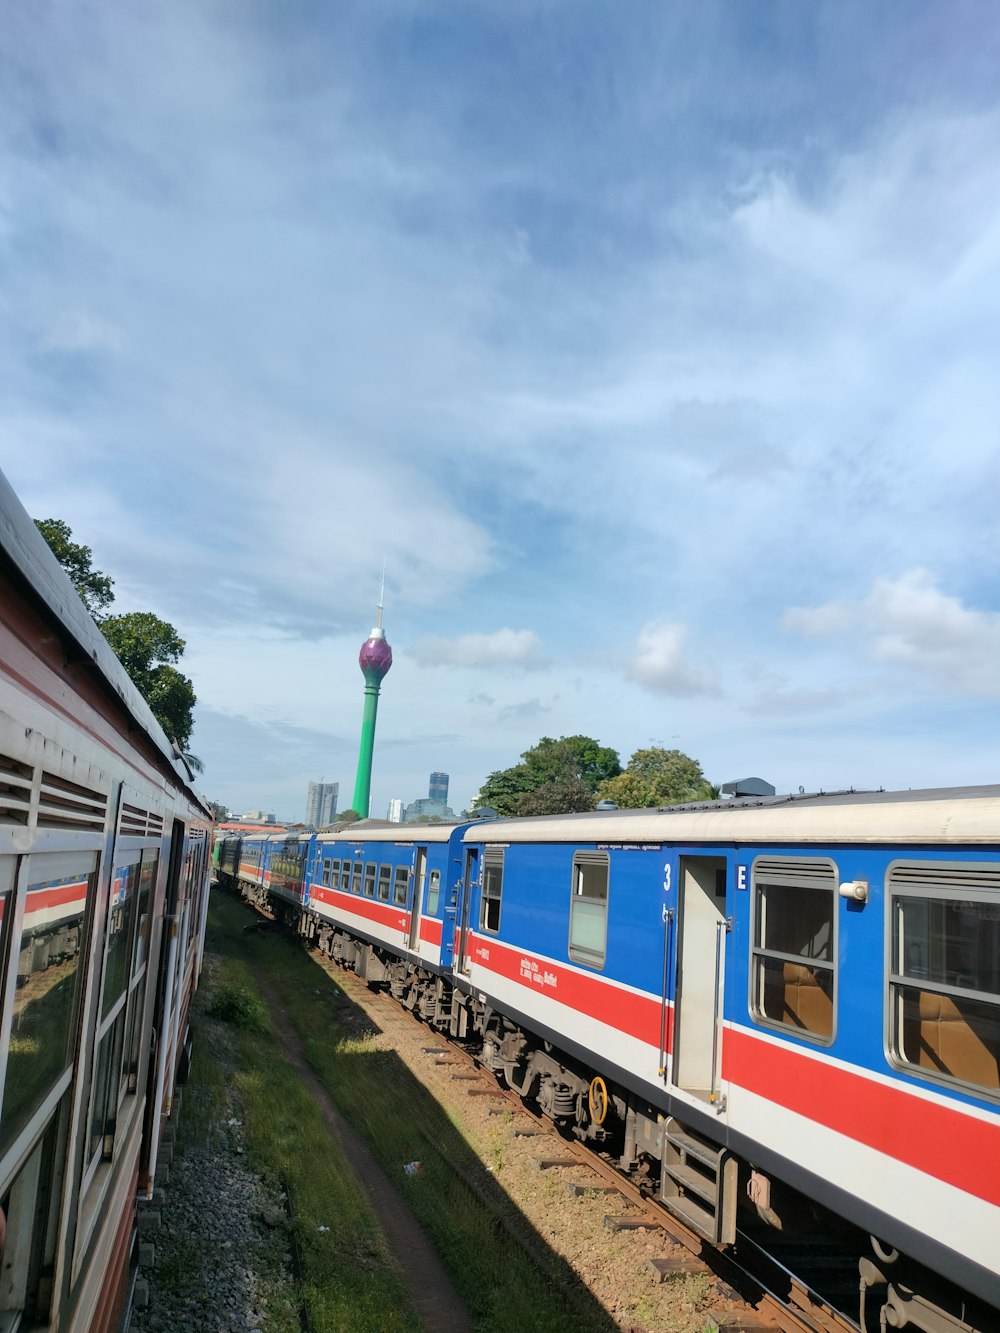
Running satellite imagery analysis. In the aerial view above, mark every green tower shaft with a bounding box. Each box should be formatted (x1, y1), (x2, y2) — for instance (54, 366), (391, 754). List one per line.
(351, 672), (383, 817)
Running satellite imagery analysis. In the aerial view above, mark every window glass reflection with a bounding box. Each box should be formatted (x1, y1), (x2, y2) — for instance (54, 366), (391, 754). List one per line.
(0, 853), (92, 1159)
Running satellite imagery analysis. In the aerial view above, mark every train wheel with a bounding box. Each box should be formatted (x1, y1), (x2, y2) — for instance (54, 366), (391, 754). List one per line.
(588, 1076), (608, 1126)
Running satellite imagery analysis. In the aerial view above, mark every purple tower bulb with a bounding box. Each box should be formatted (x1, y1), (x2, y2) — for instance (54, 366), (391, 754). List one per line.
(359, 635), (393, 677)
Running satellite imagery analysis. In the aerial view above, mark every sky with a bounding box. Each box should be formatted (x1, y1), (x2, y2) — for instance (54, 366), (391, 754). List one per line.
(3, 2), (1000, 820)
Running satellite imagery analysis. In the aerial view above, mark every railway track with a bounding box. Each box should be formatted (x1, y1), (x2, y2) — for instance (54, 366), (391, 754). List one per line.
(318, 947), (863, 1333)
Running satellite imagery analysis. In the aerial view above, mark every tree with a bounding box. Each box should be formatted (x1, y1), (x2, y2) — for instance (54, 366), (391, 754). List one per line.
(475, 764), (537, 817)
(594, 771), (659, 809)
(516, 777), (595, 816)
(522, 735), (621, 792)
(36, 519), (200, 756)
(34, 518), (115, 617)
(101, 612), (197, 750)
(596, 747), (706, 809)
(693, 781), (721, 802)
(476, 735), (621, 817)
(206, 800), (229, 821)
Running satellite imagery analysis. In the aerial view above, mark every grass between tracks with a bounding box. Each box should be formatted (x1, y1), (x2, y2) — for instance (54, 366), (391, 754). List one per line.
(204, 889), (617, 1333)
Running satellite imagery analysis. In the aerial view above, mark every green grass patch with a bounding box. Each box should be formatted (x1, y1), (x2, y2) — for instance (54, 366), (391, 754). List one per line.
(189, 895), (420, 1333)
(208, 890), (616, 1333)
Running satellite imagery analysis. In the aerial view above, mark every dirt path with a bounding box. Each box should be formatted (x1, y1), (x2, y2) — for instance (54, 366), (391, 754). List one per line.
(256, 973), (475, 1333)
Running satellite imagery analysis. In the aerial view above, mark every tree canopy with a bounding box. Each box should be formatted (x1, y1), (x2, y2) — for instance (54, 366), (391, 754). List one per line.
(476, 735), (622, 817)
(35, 519), (199, 754)
(34, 518), (115, 617)
(101, 612), (198, 750)
(596, 747), (707, 808)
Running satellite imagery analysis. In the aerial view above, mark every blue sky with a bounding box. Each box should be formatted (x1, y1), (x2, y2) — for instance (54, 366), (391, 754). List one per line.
(3, 2), (1000, 819)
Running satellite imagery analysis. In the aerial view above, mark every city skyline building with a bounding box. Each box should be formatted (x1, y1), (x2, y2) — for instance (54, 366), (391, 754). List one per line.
(402, 771), (455, 823)
(306, 780), (339, 827)
(351, 568), (393, 818)
(386, 798), (403, 823)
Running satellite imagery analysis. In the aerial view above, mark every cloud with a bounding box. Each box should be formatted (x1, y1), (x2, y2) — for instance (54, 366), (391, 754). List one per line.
(497, 696), (553, 724)
(783, 570), (1000, 697)
(627, 621), (720, 697)
(409, 628), (548, 670)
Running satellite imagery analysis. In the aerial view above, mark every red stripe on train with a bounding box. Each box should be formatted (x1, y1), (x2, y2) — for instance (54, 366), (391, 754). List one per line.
(26, 881), (88, 912)
(724, 1029), (1000, 1208)
(310, 885), (407, 932)
(467, 934), (668, 1051)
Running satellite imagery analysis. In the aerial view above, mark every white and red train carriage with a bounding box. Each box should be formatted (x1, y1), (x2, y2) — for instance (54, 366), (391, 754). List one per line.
(0, 468), (212, 1331)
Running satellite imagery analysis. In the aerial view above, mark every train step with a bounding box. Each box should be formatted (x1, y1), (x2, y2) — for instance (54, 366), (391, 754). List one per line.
(660, 1118), (737, 1246)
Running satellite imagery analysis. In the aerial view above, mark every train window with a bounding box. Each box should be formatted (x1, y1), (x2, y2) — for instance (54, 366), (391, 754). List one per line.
(0, 852), (93, 1162)
(364, 863), (376, 897)
(377, 865), (392, 901)
(351, 861), (363, 894)
(427, 869), (441, 915)
(125, 850), (157, 1090)
(393, 866), (409, 907)
(340, 862), (352, 892)
(888, 865), (1000, 1096)
(87, 849), (150, 1178)
(0, 1119), (61, 1326)
(568, 851), (609, 969)
(479, 850), (504, 935)
(751, 858), (836, 1043)
(322, 858), (332, 886)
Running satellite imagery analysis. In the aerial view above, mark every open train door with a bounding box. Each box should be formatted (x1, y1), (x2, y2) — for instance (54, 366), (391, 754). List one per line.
(660, 854), (737, 1246)
(671, 856), (730, 1108)
(455, 847), (478, 975)
(407, 846), (426, 952)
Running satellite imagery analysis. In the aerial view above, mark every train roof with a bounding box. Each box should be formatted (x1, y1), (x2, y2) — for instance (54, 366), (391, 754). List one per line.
(465, 785), (1000, 846)
(0, 467), (209, 816)
(318, 819), (478, 845)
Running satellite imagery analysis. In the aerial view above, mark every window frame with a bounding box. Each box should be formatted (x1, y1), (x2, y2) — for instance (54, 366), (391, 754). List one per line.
(479, 849), (504, 935)
(393, 865), (410, 907)
(567, 850), (610, 971)
(377, 865), (391, 902)
(749, 855), (838, 1047)
(427, 869), (441, 916)
(885, 859), (1000, 1102)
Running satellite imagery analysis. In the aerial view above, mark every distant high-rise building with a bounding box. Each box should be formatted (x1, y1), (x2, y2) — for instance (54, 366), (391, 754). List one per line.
(242, 809), (278, 824)
(306, 781), (339, 826)
(402, 771), (455, 823)
(402, 796), (455, 823)
(386, 798), (403, 823)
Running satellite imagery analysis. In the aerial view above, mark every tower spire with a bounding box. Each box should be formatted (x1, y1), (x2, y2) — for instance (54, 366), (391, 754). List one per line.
(373, 558), (386, 635)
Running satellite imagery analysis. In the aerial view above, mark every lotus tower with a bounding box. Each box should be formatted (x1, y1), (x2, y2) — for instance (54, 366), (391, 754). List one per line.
(351, 569), (393, 818)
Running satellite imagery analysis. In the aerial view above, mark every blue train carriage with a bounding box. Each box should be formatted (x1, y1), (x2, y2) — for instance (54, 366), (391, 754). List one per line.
(300, 820), (481, 1026)
(232, 830), (307, 923)
(0, 467), (213, 1331)
(456, 791), (1000, 1326)
(214, 831), (242, 885)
